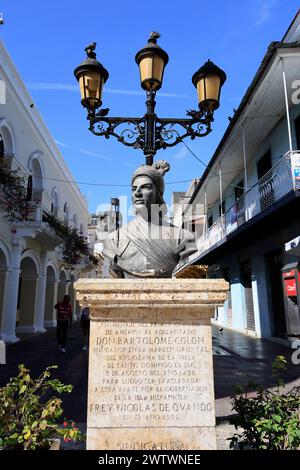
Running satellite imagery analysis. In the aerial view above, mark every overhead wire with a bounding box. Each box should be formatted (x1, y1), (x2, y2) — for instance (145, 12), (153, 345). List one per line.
(181, 140), (245, 190)
(6, 166), (248, 188)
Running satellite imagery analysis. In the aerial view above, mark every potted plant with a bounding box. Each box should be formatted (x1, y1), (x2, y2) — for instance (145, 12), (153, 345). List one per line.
(0, 364), (83, 450)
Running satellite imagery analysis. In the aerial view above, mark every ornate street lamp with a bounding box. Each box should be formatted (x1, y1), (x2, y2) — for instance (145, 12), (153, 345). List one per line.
(74, 33), (226, 166)
(135, 31), (169, 92)
(192, 60), (227, 112)
(74, 42), (109, 111)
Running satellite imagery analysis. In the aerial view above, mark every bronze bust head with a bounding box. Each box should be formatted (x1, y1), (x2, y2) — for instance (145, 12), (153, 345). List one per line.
(102, 161), (196, 278)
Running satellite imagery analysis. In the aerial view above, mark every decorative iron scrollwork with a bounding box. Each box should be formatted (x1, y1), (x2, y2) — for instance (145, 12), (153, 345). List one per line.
(89, 114), (212, 152)
(87, 91), (214, 165)
(89, 117), (145, 149)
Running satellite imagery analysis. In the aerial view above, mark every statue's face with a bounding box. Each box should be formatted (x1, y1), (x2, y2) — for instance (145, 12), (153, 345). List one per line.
(132, 176), (158, 214)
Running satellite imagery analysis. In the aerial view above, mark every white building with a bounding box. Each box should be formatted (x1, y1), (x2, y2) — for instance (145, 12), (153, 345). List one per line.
(0, 40), (90, 343)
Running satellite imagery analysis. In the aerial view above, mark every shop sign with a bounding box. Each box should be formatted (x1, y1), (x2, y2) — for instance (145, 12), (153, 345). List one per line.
(285, 278), (297, 297)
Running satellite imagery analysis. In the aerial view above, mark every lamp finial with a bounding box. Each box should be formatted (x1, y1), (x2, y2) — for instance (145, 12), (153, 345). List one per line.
(148, 32), (160, 44)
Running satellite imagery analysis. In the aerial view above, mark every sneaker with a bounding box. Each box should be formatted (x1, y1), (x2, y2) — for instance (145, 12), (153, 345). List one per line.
(82, 346), (87, 351)
(61, 348), (66, 353)
(58, 345), (63, 351)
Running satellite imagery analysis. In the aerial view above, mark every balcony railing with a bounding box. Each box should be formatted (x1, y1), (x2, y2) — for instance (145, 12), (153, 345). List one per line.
(199, 150), (299, 254)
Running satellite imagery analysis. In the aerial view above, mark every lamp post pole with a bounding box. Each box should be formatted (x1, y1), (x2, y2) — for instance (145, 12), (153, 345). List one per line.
(145, 91), (156, 166)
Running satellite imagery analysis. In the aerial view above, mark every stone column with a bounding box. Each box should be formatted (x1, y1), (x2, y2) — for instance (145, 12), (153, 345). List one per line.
(44, 279), (58, 328)
(1, 245), (22, 343)
(76, 278), (228, 450)
(0, 270), (8, 337)
(35, 253), (48, 333)
(69, 281), (77, 321)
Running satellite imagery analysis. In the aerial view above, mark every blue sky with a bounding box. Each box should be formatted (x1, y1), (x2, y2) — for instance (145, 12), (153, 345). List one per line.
(1, 0), (299, 214)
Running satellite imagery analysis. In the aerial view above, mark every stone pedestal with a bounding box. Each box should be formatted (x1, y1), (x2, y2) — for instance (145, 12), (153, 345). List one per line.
(75, 278), (228, 450)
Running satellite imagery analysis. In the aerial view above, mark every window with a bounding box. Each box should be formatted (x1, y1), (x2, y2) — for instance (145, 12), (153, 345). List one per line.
(257, 149), (272, 179)
(218, 200), (225, 217)
(257, 149), (274, 210)
(51, 189), (59, 216)
(63, 203), (69, 224)
(29, 156), (44, 202)
(208, 215), (213, 228)
(72, 215), (78, 230)
(234, 180), (244, 201)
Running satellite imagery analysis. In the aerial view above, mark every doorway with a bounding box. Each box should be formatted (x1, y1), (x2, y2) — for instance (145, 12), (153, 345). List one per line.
(265, 249), (286, 338)
(257, 150), (274, 211)
(240, 260), (256, 331)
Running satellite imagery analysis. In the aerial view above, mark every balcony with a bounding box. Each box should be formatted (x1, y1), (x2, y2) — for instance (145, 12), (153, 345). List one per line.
(173, 151), (300, 276)
(10, 205), (63, 250)
(199, 150), (299, 254)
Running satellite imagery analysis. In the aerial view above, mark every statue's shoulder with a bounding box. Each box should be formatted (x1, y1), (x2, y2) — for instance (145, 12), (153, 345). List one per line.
(117, 220), (136, 238)
(108, 220), (136, 256)
(103, 225), (131, 257)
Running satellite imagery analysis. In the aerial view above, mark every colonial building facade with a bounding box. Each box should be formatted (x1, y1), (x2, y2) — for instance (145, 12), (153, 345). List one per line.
(0, 40), (90, 343)
(174, 12), (300, 344)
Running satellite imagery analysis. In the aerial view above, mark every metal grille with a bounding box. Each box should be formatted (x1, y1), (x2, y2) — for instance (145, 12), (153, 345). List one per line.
(245, 288), (255, 331)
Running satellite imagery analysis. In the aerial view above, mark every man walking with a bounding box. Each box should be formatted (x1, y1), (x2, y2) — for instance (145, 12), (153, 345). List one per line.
(54, 295), (72, 353)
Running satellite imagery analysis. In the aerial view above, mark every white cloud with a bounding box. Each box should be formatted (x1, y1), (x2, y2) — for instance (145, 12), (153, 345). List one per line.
(55, 139), (70, 148)
(159, 92), (189, 99)
(123, 162), (135, 168)
(254, 0), (277, 26)
(27, 82), (78, 91)
(79, 148), (111, 161)
(26, 82), (188, 98)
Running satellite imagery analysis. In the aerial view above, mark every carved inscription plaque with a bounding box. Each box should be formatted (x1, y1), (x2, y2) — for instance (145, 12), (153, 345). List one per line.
(88, 322), (215, 429)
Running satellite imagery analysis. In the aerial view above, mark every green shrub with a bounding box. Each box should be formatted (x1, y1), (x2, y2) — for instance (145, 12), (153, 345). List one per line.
(229, 356), (300, 450)
(0, 364), (83, 450)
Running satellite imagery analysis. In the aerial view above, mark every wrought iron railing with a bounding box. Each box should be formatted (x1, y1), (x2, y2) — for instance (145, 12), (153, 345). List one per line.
(199, 151), (298, 253)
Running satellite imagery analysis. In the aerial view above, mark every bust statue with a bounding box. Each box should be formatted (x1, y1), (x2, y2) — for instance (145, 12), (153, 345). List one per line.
(102, 161), (197, 278)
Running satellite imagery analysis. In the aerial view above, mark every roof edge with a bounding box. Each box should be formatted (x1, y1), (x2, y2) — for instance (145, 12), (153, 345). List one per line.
(189, 40), (300, 205)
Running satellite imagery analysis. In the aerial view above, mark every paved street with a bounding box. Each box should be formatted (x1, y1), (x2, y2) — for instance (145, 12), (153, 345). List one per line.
(0, 322), (89, 423)
(0, 322), (299, 449)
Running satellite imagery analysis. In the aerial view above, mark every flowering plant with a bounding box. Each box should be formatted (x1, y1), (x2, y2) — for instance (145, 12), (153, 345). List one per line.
(61, 420), (81, 443)
(0, 162), (31, 221)
(42, 211), (91, 266)
(0, 364), (83, 450)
